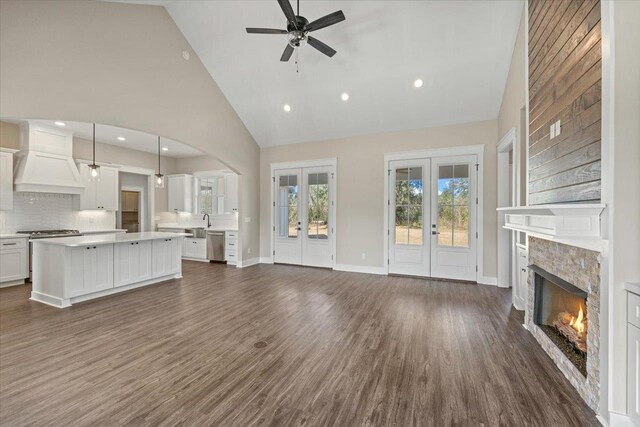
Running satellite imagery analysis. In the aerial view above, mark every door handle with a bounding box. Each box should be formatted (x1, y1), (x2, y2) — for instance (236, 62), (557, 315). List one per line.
(431, 231), (440, 235)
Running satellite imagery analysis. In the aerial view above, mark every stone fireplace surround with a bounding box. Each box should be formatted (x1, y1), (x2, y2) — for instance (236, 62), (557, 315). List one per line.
(526, 237), (600, 412)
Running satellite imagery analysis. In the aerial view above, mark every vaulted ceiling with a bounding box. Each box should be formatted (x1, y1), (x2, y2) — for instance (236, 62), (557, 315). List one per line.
(116, 1), (523, 147)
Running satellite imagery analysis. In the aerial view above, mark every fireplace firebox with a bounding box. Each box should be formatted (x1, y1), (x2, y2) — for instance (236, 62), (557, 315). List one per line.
(531, 265), (588, 376)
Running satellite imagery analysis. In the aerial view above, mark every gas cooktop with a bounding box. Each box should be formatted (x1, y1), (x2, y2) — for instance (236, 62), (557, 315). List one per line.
(16, 230), (83, 239)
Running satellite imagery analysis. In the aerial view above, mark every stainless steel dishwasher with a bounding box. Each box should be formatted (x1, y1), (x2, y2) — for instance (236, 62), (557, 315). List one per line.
(206, 231), (225, 263)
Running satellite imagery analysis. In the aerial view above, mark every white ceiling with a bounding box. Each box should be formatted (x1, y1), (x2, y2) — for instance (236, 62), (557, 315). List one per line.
(114, 1), (524, 147)
(5, 119), (203, 158)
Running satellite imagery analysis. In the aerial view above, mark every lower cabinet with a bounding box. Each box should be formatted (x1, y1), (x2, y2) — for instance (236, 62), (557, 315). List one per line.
(69, 245), (114, 297)
(225, 231), (238, 265)
(114, 240), (152, 287)
(152, 238), (181, 278)
(183, 238), (206, 260)
(0, 238), (29, 284)
(629, 292), (640, 423)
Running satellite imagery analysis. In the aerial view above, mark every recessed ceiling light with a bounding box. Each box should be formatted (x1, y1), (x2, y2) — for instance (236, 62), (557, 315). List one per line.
(162, 147), (169, 151)
(283, 104), (291, 112)
(414, 79), (424, 88)
(341, 93), (349, 101)
(54, 121), (66, 127)
(117, 136), (126, 141)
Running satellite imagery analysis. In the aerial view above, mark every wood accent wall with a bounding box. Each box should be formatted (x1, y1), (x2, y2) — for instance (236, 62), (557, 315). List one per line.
(528, 0), (601, 205)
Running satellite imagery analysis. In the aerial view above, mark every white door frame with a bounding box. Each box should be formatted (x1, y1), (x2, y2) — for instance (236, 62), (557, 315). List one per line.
(270, 158), (337, 268)
(383, 145), (485, 281)
(118, 165), (155, 231)
(497, 128), (519, 290)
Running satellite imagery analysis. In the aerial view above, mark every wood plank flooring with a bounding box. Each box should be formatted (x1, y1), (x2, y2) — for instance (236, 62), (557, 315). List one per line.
(0, 262), (598, 426)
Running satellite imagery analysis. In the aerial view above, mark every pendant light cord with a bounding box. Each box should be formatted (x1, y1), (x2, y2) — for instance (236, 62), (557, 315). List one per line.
(297, 0), (299, 15)
(92, 123), (96, 166)
(157, 136), (161, 174)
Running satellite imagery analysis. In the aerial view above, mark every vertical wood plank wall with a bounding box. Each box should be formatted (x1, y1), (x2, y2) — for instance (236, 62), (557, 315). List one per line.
(528, 0), (601, 205)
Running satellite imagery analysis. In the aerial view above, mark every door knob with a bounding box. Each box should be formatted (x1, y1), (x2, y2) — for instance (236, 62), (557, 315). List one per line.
(431, 231), (440, 235)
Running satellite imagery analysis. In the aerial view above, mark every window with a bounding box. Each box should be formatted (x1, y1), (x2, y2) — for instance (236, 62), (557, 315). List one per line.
(437, 164), (469, 247)
(198, 178), (216, 216)
(307, 173), (329, 239)
(395, 167), (423, 245)
(278, 175), (298, 238)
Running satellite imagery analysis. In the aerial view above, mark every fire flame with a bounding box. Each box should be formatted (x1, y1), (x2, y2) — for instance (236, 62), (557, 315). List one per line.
(569, 304), (585, 334)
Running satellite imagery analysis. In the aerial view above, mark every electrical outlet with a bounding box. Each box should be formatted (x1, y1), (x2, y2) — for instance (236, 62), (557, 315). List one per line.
(247, 248), (251, 254)
(361, 253), (366, 260)
(244, 217), (251, 223)
(549, 123), (555, 139)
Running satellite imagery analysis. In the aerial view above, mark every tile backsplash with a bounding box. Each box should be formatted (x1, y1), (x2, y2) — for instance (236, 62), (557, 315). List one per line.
(157, 211), (238, 230)
(0, 192), (115, 232)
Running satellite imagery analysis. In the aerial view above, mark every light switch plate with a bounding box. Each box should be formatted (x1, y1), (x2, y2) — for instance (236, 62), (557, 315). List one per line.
(555, 120), (561, 137)
(244, 217), (251, 223)
(550, 124), (555, 139)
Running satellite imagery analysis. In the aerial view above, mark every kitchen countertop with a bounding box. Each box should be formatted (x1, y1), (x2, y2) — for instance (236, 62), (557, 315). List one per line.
(0, 234), (29, 239)
(626, 282), (640, 296)
(31, 232), (188, 247)
(80, 229), (127, 234)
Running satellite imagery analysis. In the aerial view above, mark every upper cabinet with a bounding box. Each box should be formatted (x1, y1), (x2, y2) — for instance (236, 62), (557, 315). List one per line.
(167, 174), (195, 213)
(0, 148), (16, 210)
(223, 173), (238, 213)
(76, 163), (119, 211)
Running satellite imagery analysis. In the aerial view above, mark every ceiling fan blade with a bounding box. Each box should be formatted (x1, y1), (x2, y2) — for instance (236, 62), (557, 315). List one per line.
(305, 10), (345, 32)
(280, 44), (295, 62)
(277, 0), (298, 29)
(246, 28), (288, 34)
(307, 36), (336, 58)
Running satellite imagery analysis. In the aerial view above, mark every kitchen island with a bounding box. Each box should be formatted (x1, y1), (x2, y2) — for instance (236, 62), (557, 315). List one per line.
(31, 232), (185, 308)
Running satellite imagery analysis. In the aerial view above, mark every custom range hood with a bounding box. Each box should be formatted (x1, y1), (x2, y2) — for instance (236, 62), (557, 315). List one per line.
(13, 122), (85, 194)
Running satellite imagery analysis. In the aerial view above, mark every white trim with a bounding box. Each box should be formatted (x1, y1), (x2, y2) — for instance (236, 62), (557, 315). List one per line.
(524, 1), (530, 206)
(270, 158), (337, 269)
(181, 257), (209, 263)
(383, 144), (485, 282)
(333, 264), (386, 275)
(237, 257), (260, 268)
(30, 291), (70, 308)
(259, 257), (274, 264)
(477, 276), (498, 286)
(497, 128), (518, 290)
(0, 279), (26, 288)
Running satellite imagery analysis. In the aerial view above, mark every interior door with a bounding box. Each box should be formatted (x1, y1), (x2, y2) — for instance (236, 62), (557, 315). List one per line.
(274, 168), (302, 264)
(430, 155), (477, 281)
(302, 167), (333, 268)
(389, 160), (430, 276)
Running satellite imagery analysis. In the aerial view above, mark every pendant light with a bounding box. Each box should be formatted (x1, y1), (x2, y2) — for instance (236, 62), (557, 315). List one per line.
(88, 123), (100, 181)
(155, 136), (165, 188)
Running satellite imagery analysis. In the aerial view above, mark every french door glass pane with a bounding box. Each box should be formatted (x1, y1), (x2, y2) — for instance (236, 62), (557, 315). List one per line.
(395, 166), (422, 246)
(278, 175), (298, 238)
(307, 173), (329, 240)
(437, 164), (470, 248)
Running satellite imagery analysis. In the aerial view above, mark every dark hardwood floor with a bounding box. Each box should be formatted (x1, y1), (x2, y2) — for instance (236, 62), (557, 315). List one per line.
(0, 262), (597, 426)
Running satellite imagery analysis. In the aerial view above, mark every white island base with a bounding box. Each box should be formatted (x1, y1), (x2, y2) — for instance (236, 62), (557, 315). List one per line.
(31, 232), (185, 308)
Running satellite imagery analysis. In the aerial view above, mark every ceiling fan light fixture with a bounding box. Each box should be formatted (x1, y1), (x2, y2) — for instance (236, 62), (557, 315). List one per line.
(287, 31), (307, 48)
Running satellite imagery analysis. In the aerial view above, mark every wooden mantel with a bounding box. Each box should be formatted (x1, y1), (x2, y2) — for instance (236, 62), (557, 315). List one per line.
(497, 204), (606, 252)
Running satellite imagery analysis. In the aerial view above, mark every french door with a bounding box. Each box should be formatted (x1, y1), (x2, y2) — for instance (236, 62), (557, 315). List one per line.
(389, 155), (477, 281)
(274, 166), (334, 268)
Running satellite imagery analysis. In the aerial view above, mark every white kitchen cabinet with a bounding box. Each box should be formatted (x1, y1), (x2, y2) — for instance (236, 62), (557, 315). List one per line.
(629, 322), (640, 423)
(183, 238), (206, 260)
(77, 163), (119, 211)
(114, 240), (152, 287)
(514, 245), (528, 310)
(224, 173), (238, 213)
(167, 174), (195, 213)
(0, 238), (28, 285)
(152, 237), (181, 277)
(68, 244), (114, 297)
(0, 149), (16, 211)
(225, 230), (238, 265)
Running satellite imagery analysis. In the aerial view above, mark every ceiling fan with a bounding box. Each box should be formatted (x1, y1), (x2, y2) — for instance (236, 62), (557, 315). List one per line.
(246, 0), (346, 62)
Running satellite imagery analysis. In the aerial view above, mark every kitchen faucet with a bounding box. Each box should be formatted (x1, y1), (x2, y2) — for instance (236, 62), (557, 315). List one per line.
(203, 213), (211, 228)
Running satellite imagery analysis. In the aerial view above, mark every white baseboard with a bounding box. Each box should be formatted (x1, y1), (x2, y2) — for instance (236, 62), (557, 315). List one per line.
(0, 278), (26, 288)
(237, 257), (260, 268)
(607, 412), (634, 427)
(477, 276), (498, 286)
(333, 264), (387, 275)
(30, 291), (70, 308)
(259, 257), (274, 264)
